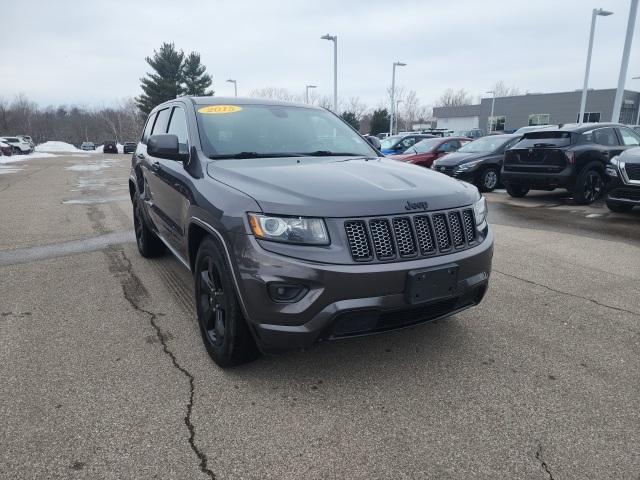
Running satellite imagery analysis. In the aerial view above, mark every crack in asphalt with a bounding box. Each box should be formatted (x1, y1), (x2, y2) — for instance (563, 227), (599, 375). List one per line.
(535, 443), (554, 480)
(494, 269), (640, 319)
(105, 246), (215, 480)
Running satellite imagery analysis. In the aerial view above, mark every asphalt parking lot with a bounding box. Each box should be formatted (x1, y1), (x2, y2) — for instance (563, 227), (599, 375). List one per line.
(1, 154), (639, 479)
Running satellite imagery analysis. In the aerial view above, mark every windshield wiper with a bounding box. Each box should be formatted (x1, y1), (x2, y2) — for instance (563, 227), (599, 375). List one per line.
(208, 152), (304, 159)
(295, 150), (366, 157)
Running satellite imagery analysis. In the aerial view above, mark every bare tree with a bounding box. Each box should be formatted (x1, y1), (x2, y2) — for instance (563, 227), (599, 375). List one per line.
(491, 80), (521, 98)
(346, 96), (367, 121)
(435, 88), (473, 107)
(249, 87), (300, 102)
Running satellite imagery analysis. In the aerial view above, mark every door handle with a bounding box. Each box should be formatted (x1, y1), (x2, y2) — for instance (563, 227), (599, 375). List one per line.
(137, 153), (145, 160)
(150, 162), (161, 173)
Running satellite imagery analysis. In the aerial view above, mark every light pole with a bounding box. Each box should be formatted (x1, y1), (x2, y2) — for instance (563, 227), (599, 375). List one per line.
(633, 76), (640, 125)
(305, 85), (317, 104)
(487, 91), (496, 134)
(389, 61), (406, 135)
(612, 0), (638, 122)
(226, 79), (237, 97)
(579, 8), (613, 124)
(320, 34), (337, 111)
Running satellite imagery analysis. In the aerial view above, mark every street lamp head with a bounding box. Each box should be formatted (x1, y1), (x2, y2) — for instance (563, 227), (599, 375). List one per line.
(595, 8), (613, 16)
(306, 85), (317, 89)
(394, 61), (407, 67)
(321, 34), (336, 41)
(226, 79), (236, 83)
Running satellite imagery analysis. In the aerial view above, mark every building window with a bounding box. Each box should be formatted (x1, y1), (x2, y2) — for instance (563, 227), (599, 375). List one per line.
(618, 106), (636, 125)
(488, 115), (505, 132)
(576, 112), (601, 123)
(528, 114), (550, 126)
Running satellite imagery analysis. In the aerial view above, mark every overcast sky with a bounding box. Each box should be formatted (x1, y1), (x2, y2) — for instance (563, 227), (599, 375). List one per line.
(1, 0), (639, 109)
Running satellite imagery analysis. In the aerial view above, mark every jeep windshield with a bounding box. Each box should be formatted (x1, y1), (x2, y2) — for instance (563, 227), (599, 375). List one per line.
(197, 104), (376, 159)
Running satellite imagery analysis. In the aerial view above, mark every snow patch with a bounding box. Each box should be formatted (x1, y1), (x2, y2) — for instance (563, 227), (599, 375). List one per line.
(65, 159), (116, 172)
(0, 165), (23, 175)
(93, 143), (124, 154)
(36, 141), (84, 153)
(0, 152), (58, 164)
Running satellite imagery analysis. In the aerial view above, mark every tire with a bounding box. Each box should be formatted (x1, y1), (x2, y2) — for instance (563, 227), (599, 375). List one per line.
(477, 167), (499, 192)
(132, 192), (165, 258)
(573, 163), (604, 205)
(505, 184), (529, 198)
(606, 200), (634, 213)
(194, 237), (259, 367)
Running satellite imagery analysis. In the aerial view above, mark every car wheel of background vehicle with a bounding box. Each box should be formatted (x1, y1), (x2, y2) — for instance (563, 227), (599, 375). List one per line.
(505, 184), (529, 198)
(478, 167), (499, 192)
(605, 200), (633, 213)
(194, 237), (259, 367)
(574, 163), (604, 205)
(132, 192), (165, 258)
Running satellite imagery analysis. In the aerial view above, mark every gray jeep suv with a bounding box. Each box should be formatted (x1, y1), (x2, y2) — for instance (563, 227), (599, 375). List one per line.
(129, 97), (493, 367)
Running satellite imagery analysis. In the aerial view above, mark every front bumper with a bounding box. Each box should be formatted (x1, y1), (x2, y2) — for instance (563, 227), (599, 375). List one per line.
(605, 173), (640, 205)
(233, 229), (494, 353)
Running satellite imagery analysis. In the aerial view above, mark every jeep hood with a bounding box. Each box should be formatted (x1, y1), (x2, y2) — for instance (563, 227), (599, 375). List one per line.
(207, 157), (479, 217)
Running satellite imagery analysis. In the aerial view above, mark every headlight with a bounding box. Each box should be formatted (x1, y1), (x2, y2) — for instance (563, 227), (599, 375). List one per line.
(473, 197), (487, 227)
(248, 213), (330, 245)
(606, 156), (620, 177)
(456, 160), (481, 172)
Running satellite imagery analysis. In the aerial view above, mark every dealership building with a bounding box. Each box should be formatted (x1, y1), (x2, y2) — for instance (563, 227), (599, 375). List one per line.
(433, 88), (640, 133)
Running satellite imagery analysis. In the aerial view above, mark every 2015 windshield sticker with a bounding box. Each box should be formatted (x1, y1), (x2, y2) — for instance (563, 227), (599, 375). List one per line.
(198, 105), (242, 114)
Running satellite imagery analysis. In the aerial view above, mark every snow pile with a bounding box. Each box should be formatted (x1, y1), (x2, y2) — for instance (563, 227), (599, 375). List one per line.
(36, 141), (84, 153)
(0, 152), (58, 164)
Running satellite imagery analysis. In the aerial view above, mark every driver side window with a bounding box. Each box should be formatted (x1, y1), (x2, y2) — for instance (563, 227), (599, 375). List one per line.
(618, 127), (640, 146)
(167, 106), (189, 154)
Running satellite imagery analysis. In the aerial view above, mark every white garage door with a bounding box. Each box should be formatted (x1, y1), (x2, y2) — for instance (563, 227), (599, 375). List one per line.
(436, 116), (479, 130)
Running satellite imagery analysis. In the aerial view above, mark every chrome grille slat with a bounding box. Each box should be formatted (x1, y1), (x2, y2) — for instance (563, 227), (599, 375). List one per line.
(344, 208), (478, 262)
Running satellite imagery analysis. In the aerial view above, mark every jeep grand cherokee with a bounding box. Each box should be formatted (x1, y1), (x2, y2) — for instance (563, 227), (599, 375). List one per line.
(129, 97), (493, 367)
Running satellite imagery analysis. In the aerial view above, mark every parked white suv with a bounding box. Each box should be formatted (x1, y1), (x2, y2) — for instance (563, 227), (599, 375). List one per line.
(0, 136), (33, 154)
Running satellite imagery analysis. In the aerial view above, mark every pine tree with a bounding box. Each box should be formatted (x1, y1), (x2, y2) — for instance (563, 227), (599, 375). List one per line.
(136, 43), (185, 115)
(341, 111), (360, 131)
(182, 52), (214, 96)
(369, 108), (390, 135)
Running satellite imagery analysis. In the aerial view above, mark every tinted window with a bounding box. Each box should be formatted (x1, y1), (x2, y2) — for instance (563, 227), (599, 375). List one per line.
(410, 138), (443, 153)
(516, 131), (572, 148)
(151, 108), (171, 135)
(618, 127), (640, 146)
(439, 141), (458, 152)
(586, 128), (619, 147)
(459, 136), (514, 153)
(167, 106), (189, 153)
(141, 112), (156, 144)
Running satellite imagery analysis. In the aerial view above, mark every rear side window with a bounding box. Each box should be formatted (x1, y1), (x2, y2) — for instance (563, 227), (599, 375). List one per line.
(585, 128), (619, 147)
(516, 131), (572, 148)
(151, 108), (171, 135)
(618, 127), (640, 146)
(167, 106), (189, 154)
(141, 112), (156, 144)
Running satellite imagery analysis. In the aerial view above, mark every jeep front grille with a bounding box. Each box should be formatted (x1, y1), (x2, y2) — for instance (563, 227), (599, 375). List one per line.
(624, 163), (640, 181)
(344, 208), (477, 263)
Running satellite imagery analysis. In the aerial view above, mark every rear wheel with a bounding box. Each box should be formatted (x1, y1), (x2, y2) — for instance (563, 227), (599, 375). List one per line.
(606, 200), (634, 213)
(505, 184), (529, 198)
(477, 167), (499, 192)
(132, 193), (165, 258)
(574, 164), (603, 204)
(194, 237), (259, 367)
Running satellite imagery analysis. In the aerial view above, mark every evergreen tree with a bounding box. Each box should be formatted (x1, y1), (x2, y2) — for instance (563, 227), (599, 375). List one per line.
(136, 43), (185, 115)
(369, 108), (390, 136)
(182, 52), (214, 96)
(341, 111), (360, 131)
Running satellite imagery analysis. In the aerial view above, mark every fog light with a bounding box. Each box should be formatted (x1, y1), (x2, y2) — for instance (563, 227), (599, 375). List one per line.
(267, 283), (308, 303)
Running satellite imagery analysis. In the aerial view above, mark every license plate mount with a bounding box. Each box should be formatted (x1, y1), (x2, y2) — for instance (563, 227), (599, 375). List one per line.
(406, 264), (459, 305)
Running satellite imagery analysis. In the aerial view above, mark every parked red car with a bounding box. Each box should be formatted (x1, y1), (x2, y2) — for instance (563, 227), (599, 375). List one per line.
(388, 136), (470, 168)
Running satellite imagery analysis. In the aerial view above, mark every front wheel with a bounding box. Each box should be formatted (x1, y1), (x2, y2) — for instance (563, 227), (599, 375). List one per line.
(477, 167), (499, 192)
(606, 200), (634, 213)
(505, 184), (529, 198)
(194, 237), (259, 367)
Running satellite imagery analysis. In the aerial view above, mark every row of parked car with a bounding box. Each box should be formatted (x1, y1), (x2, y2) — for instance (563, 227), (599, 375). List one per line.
(375, 123), (640, 213)
(80, 141), (137, 154)
(0, 135), (35, 156)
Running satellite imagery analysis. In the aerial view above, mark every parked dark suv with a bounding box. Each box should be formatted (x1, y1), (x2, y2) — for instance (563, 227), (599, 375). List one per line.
(103, 140), (118, 154)
(604, 147), (640, 212)
(502, 123), (640, 204)
(129, 97), (493, 367)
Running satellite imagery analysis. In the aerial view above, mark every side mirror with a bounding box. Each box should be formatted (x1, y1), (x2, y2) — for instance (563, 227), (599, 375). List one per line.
(148, 134), (188, 161)
(364, 135), (381, 150)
